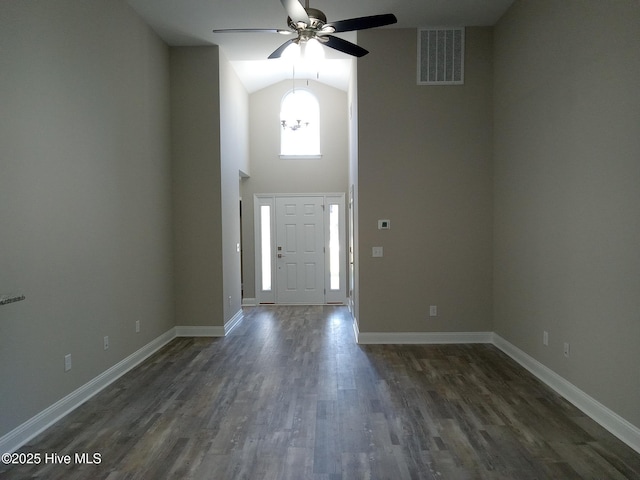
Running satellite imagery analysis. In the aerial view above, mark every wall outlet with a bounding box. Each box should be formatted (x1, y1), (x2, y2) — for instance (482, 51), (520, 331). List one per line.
(104, 336), (109, 351)
(135, 320), (140, 333)
(563, 342), (570, 358)
(543, 331), (549, 346)
(429, 305), (438, 317)
(64, 354), (72, 372)
(372, 246), (384, 257)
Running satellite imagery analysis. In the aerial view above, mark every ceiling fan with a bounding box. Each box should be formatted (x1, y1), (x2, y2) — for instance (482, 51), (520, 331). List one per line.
(212, 0), (397, 59)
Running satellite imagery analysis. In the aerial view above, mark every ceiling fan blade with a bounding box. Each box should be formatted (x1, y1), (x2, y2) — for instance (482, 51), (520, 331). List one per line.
(325, 13), (397, 33)
(280, 0), (310, 26)
(323, 35), (369, 57)
(268, 39), (296, 59)
(212, 28), (292, 34)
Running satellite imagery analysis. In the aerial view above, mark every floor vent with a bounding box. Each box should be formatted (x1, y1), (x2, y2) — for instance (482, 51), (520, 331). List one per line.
(417, 27), (465, 85)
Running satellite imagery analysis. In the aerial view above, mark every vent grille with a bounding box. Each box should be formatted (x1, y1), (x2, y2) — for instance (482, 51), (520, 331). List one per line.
(418, 27), (465, 85)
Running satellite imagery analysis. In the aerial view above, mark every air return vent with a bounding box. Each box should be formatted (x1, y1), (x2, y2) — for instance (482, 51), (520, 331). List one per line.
(417, 27), (465, 85)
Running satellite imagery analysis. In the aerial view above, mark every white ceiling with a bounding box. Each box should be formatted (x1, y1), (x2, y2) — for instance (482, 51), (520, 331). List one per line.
(127, 0), (514, 93)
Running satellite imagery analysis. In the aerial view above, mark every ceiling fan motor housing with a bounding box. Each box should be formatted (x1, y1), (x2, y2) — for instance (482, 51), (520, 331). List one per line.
(214, 1), (397, 59)
(288, 7), (335, 41)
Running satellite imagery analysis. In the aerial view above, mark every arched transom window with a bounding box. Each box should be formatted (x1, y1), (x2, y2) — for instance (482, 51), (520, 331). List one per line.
(280, 89), (320, 157)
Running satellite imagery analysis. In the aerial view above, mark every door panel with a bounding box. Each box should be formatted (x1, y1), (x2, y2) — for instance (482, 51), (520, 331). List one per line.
(275, 196), (325, 304)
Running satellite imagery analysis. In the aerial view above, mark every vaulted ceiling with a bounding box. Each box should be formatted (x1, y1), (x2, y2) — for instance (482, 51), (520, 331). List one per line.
(128, 0), (514, 92)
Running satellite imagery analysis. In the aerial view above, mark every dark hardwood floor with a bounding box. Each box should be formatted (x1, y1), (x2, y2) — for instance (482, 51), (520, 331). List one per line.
(2, 305), (639, 479)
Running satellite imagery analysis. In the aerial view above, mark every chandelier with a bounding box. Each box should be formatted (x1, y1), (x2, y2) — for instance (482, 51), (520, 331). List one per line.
(280, 78), (313, 132)
(281, 119), (309, 131)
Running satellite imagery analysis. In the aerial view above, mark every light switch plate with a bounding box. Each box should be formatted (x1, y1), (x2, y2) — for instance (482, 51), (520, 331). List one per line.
(372, 246), (384, 257)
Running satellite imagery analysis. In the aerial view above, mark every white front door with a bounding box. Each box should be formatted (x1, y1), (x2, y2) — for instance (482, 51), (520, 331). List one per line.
(254, 194), (346, 305)
(275, 196), (325, 304)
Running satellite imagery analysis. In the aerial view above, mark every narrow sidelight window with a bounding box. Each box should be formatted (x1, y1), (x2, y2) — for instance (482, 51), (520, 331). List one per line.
(329, 204), (340, 290)
(260, 205), (272, 291)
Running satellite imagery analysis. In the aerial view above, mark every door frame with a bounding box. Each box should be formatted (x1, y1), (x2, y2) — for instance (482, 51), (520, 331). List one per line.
(254, 193), (346, 305)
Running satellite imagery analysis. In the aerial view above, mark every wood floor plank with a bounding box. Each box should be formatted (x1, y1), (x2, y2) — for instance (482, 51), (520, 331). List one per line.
(1, 305), (639, 479)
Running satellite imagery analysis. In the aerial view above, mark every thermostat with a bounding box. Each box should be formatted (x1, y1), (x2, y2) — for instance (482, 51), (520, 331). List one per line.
(378, 219), (391, 230)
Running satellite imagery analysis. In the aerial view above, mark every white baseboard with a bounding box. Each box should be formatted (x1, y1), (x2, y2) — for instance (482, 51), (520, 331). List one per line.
(353, 319), (640, 454)
(224, 309), (244, 335)
(174, 325), (225, 336)
(176, 309), (244, 337)
(493, 334), (640, 455)
(352, 315), (360, 343)
(242, 298), (257, 306)
(0, 328), (176, 455)
(356, 330), (493, 344)
(174, 310), (244, 337)
(4, 318), (638, 457)
(1, 313), (248, 455)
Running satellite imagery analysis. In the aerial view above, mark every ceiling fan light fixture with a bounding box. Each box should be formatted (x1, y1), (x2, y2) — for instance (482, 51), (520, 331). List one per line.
(281, 41), (301, 61)
(214, 1), (397, 60)
(302, 38), (325, 63)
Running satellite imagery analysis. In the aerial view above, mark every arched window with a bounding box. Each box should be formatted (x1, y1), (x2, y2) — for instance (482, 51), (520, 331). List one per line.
(280, 89), (320, 157)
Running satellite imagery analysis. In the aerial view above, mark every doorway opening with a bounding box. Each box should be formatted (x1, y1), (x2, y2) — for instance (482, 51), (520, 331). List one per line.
(254, 193), (346, 305)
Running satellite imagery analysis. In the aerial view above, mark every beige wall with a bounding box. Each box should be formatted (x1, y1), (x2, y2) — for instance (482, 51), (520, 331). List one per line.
(3, 0), (638, 449)
(170, 47), (224, 327)
(219, 52), (248, 321)
(0, 0), (173, 436)
(347, 59), (360, 320)
(493, 0), (640, 428)
(171, 48), (248, 327)
(241, 80), (349, 300)
(357, 27), (494, 333)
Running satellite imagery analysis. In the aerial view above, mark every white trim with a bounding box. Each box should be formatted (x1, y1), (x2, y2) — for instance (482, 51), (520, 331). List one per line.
(175, 310), (244, 337)
(0, 313), (247, 455)
(356, 331), (493, 345)
(0, 328), (176, 454)
(224, 309), (244, 335)
(279, 155), (322, 160)
(325, 194), (347, 305)
(254, 195), (276, 304)
(3, 321), (638, 457)
(493, 334), (640, 455)
(254, 193), (347, 305)
(353, 324), (640, 454)
(242, 297), (257, 306)
(174, 325), (225, 337)
(352, 315), (360, 343)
